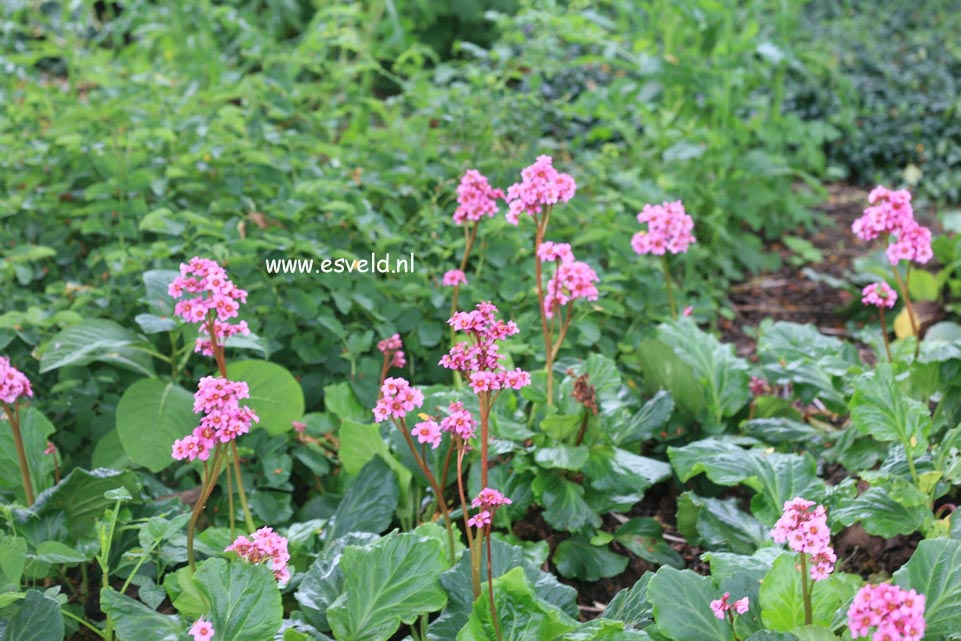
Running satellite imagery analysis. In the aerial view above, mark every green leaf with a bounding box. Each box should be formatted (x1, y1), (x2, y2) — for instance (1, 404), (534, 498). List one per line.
(0, 589), (64, 641)
(30, 541), (88, 564)
(228, 360), (305, 435)
(456, 567), (577, 641)
(192, 558), (283, 641)
(636, 338), (706, 418)
(295, 533), (379, 632)
(429, 537), (577, 640)
(561, 619), (651, 640)
(584, 446), (672, 505)
(141, 270), (179, 316)
(850, 364), (931, 456)
(613, 518), (684, 568)
(534, 445), (590, 471)
(0, 536), (26, 592)
(648, 566), (729, 641)
(324, 382), (368, 423)
(116, 378), (195, 473)
(893, 538), (961, 638)
(534, 476), (601, 532)
(327, 457), (399, 542)
(677, 492), (768, 554)
(0, 407), (55, 503)
(100, 589), (183, 641)
(832, 487), (928, 537)
(604, 574), (653, 630)
(39, 319), (155, 376)
(540, 414), (584, 441)
(328, 531), (448, 641)
(553, 535), (628, 581)
(26, 468), (141, 543)
(758, 553), (858, 631)
(611, 390), (674, 446)
(656, 318), (751, 428)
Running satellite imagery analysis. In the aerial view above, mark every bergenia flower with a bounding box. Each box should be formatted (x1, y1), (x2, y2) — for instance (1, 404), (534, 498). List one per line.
(468, 487), (512, 529)
(291, 420), (306, 434)
(505, 155), (576, 225)
(442, 269), (468, 287)
(710, 592), (750, 620)
(543, 257), (600, 319)
(172, 376), (259, 461)
(44, 441), (56, 455)
(439, 302), (531, 394)
(453, 170), (504, 225)
(852, 186), (933, 267)
(189, 617), (215, 641)
(847, 583), (925, 641)
(0, 356), (33, 405)
(168, 257), (250, 356)
(225, 526), (291, 586)
(861, 282), (898, 309)
(439, 402), (476, 440)
(411, 419), (442, 449)
(631, 200), (696, 256)
(886, 221), (933, 266)
(771, 497), (836, 582)
(373, 377), (424, 423)
(377, 333), (406, 369)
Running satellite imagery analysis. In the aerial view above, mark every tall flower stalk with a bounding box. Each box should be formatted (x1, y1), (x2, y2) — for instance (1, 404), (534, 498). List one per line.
(861, 282), (898, 362)
(631, 200), (696, 320)
(168, 257), (259, 569)
(504, 156), (577, 405)
(771, 497), (837, 625)
(0, 356), (35, 505)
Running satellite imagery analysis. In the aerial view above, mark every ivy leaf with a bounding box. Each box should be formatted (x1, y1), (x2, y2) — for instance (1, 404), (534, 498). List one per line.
(327, 531), (448, 641)
(648, 566), (729, 641)
(553, 535), (628, 581)
(850, 364), (931, 456)
(456, 567), (577, 641)
(192, 558), (283, 641)
(893, 538), (961, 638)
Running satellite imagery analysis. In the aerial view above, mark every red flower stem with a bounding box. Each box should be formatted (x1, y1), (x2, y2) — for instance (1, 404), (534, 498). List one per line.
(3, 403), (34, 506)
(485, 526), (504, 641)
(479, 393), (490, 487)
(225, 448), (236, 538)
(534, 208), (555, 404)
(457, 446), (479, 599)
(396, 418), (455, 563)
(886, 243), (919, 360)
(187, 443), (226, 570)
(439, 440), (454, 495)
(879, 309), (893, 362)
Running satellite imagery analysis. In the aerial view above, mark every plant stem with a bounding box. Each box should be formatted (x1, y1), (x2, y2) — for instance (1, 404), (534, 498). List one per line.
(61, 609), (108, 640)
(661, 255), (677, 320)
(2, 403), (34, 506)
(889, 261), (919, 360)
(485, 529), (504, 641)
(187, 445), (226, 570)
(231, 442), (256, 533)
(879, 309), (893, 362)
(457, 447), (479, 598)
(397, 419), (456, 563)
(226, 449), (236, 539)
(534, 208), (555, 405)
(479, 393), (490, 487)
(800, 553), (812, 626)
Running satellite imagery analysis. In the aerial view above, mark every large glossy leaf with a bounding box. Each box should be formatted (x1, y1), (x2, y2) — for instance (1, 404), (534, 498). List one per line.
(429, 537), (577, 640)
(0, 589), (64, 641)
(295, 532), (378, 632)
(613, 518), (683, 568)
(100, 589), (183, 641)
(534, 476), (601, 532)
(116, 378), (195, 473)
(192, 558), (282, 641)
(561, 619), (652, 640)
(758, 553), (859, 632)
(553, 535), (628, 581)
(604, 574), (653, 630)
(228, 360), (305, 435)
(0, 536), (26, 593)
(832, 487), (928, 537)
(24, 468), (140, 542)
(39, 319), (155, 376)
(326, 457), (399, 542)
(0, 407), (55, 503)
(610, 390), (674, 446)
(324, 382), (369, 423)
(677, 492), (768, 554)
(327, 531), (448, 641)
(456, 567), (577, 641)
(850, 364), (931, 456)
(534, 445), (590, 471)
(893, 538), (961, 638)
(636, 338), (706, 418)
(648, 566), (729, 641)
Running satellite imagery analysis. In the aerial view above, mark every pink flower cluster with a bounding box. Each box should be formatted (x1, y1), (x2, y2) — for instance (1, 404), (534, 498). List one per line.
(440, 401), (476, 440)
(412, 419), (442, 449)
(749, 376), (769, 397)
(377, 334), (406, 369)
(0, 356), (32, 405)
(168, 257), (251, 356)
(710, 592), (749, 620)
(631, 201), (696, 256)
(225, 526), (291, 586)
(440, 303), (531, 394)
(771, 497), (836, 581)
(852, 186), (932, 266)
(453, 170), (504, 225)
(373, 377), (424, 423)
(442, 269), (468, 287)
(468, 487), (512, 528)
(505, 155), (576, 225)
(189, 617), (215, 641)
(861, 282), (898, 309)
(541, 245), (600, 319)
(847, 583), (925, 641)
(172, 377), (259, 462)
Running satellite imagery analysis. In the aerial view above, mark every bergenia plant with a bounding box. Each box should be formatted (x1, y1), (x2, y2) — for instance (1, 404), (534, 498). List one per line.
(631, 199), (696, 319)
(771, 497), (837, 625)
(0, 355), (36, 505)
(504, 155), (577, 404)
(710, 592), (750, 640)
(224, 525), (291, 586)
(189, 617), (215, 641)
(376, 333), (406, 389)
(852, 186), (932, 358)
(861, 281), (898, 361)
(167, 257), (260, 567)
(847, 583), (925, 641)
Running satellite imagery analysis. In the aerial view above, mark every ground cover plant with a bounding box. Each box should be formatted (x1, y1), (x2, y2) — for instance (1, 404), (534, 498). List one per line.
(4, 1), (961, 641)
